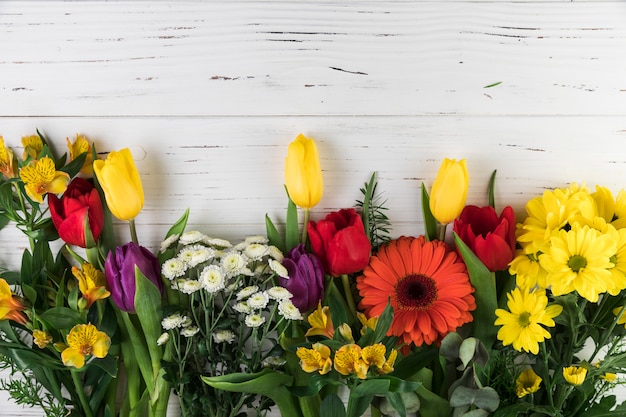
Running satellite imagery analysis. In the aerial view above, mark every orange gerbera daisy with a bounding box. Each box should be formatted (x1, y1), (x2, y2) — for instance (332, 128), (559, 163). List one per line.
(356, 236), (476, 347)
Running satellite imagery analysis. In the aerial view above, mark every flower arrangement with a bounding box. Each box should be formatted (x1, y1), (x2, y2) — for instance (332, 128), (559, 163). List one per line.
(0, 130), (625, 417)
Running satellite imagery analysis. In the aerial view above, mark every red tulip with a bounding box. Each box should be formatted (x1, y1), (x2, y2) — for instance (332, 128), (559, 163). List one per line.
(307, 208), (371, 276)
(49, 178), (104, 248)
(453, 205), (516, 272)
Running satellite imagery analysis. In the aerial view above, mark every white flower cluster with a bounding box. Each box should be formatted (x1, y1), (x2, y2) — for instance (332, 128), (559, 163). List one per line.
(159, 312), (199, 344)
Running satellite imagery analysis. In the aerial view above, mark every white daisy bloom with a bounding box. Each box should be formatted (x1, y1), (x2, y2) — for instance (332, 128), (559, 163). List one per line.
(212, 329), (236, 344)
(245, 314), (266, 328)
(199, 265), (226, 293)
(162, 258), (186, 280)
(179, 231), (207, 245)
(156, 333), (170, 346)
(180, 316), (193, 328)
(262, 356), (287, 368)
(267, 286), (293, 301)
(244, 243), (269, 260)
(245, 235), (268, 245)
(181, 326), (200, 338)
(269, 259), (289, 278)
(232, 301), (252, 314)
(247, 292), (270, 310)
(268, 245), (284, 261)
(278, 300), (303, 321)
(159, 234), (180, 254)
(162, 313), (184, 330)
(204, 237), (232, 248)
(236, 285), (259, 300)
(221, 252), (247, 276)
(180, 280), (202, 294)
(190, 246), (214, 266)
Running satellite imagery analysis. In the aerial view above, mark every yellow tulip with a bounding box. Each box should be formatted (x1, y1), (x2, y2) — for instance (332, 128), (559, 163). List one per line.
(429, 158), (469, 224)
(93, 148), (144, 221)
(284, 134), (323, 209)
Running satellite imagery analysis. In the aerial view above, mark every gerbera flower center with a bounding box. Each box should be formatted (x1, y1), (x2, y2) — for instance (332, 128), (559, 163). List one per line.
(568, 255), (587, 272)
(395, 274), (438, 310)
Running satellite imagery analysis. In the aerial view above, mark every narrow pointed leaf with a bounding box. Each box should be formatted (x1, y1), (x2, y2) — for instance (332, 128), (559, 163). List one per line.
(421, 183), (437, 241)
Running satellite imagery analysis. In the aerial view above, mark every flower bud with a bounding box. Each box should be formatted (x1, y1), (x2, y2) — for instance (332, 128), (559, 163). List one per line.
(429, 158), (469, 224)
(284, 134), (323, 209)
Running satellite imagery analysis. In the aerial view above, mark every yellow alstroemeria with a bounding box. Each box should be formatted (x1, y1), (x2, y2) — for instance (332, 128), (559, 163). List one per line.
(67, 134), (94, 175)
(72, 263), (110, 308)
(379, 348), (397, 375)
(296, 342), (332, 375)
(334, 344), (368, 379)
(61, 323), (111, 369)
(361, 344), (386, 369)
(21, 134), (43, 160)
(305, 303), (334, 339)
(429, 158), (469, 224)
(515, 368), (542, 398)
(32, 330), (53, 349)
(0, 136), (17, 179)
(563, 366), (587, 386)
(93, 148), (144, 221)
(19, 156), (70, 203)
(0, 278), (27, 324)
(357, 312), (378, 335)
(284, 133), (323, 209)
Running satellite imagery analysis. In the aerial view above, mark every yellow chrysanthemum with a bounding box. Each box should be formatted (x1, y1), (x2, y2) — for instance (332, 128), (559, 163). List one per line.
(515, 368), (542, 398)
(296, 343), (332, 375)
(509, 250), (549, 290)
(72, 263), (110, 308)
(67, 134), (94, 175)
(19, 157), (70, 203)
(32, 330), (53, 349)
(21, 134), (43, 160)
(495, 287), (562, 355)
(593, 186), (626, 230)
(334, 344), (368, 379)
(61, 323), (111, 369)
(0, 136), (16, 179)
(563, 366), (587, 386)
(539, 225), (616, 302)
(305, 303), (334, 339)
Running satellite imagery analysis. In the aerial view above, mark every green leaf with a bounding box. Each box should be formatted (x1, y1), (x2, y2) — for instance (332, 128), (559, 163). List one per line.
(421, 183), (437, 241)
(359, 172), (377, 243)
(39, 307), (85, 329)
(384, 391), (406, 417)
(347, 379), (390, 417)
(390, 348), (438, 380)
(290, 373), (342, 397)
(454, 233), (498, 350)
(134, 267), (163, 379)
(380, 375), (421, 393)
(59, 152), (87, 178)
(487, 170), (497, 209)
(285, 189), (300, 251)
(21, 283), (37, 304)
(320, 393), (346, 417)
(372, 300), (394, 344)
(415, 384), (451, 417)
(91, 355), (118, 378)
(158, 208), (189, 264)
(449, 386), (499, 411)
(265, 213), (285, 253)
(325, 278), (350, 328)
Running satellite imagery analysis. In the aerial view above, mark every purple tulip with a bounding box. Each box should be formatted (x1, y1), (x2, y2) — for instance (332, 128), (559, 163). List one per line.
(104, 242), (162, 313)
(280, 244), (324, 312)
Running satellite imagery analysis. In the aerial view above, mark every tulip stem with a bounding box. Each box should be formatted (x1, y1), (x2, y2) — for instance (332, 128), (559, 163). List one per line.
(71, 369), (94, 417)
(129, 218), (138, 244)
(301, 209), (310, 245)
(341, 274), (357, 318)
(438, 223), (447, 242)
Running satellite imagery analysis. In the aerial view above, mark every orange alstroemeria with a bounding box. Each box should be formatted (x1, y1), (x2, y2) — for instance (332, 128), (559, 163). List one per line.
(305, 303), (334, 339)
(0, 278), (27, 324)
(72, 263), (110, 308)
(61, 323), (111, 369)
(67, 134), (94, 175)
(19, 156), (70, 203)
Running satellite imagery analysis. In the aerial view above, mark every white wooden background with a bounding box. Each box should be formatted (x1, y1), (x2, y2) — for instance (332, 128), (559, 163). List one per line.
(1, 0), (626, 415)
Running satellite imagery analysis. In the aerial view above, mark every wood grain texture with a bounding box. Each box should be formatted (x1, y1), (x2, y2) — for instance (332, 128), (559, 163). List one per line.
(1, 0), (626, 415)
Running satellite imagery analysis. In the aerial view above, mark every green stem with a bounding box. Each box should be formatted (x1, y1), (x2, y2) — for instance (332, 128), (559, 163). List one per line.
(341, 274), (357, 318)
(437, 223), (447, 242)
(129, 218), (139, 244)
(301, 209), (310, 245)
(540, 343), (555, 409)
(71, 369), (95, 417)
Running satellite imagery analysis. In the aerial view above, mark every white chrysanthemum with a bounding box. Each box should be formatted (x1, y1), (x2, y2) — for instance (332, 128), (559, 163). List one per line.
(233, 302), (252, 314)
(204, 237), (232, 248)
(181, 326), (200, 338)
(180, 280), (202, 294)
(267, 286), (293, 301)
(180, 316), (193, 328)
(247, 292), (270, 310)
(162, 258), (186, 280)
(240, 267), (254, 276)
(222, 252), (247, 276)
(199, 265), (226, 293)
(254, 264), (268, 275)
(212, 329), (236, 344)
(177, 245), (213, 268)
(269, 259), (289, 278)
(278, 300), (303, 321)
(245, 314), (266, 328)
(162, 313), (184, 330)
(245, 235), (268, 245)
(233, 241), (249, 251)
(157, 333), (170, 346)
(236, 285), (259, 300)
(268, 245), (284, 261)
(160, 234), (180, 254)
(179, 231), (207, 245)
(244, 243), (269, 260)
(225, 281), (241, 293)
(262, 356), (287, 368)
